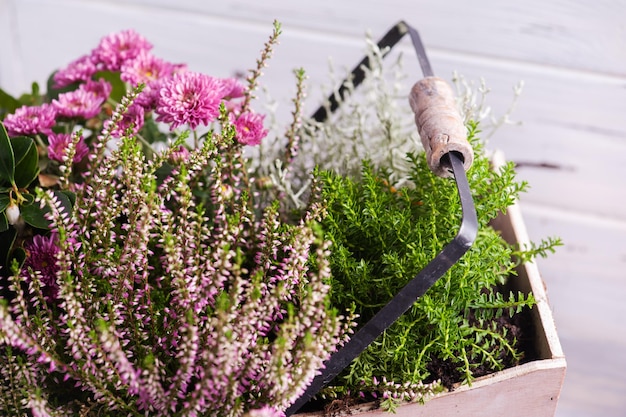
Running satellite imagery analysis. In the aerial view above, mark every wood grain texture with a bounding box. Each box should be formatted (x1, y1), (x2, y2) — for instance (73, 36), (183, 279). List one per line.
(123, 0), (626, 76)
(1, 1), (625, 416)
(521, 205), (626, 417)
(409, 77), (474, 176)
(300, 360), (567, 417)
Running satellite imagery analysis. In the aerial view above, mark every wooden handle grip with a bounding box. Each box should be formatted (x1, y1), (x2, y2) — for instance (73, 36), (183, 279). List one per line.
(409, 76), (473, 177)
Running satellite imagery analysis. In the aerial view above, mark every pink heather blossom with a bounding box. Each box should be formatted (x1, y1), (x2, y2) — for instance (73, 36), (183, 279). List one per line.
(53, 54), (98, 88)
(52, 89), (104, 119)
(120, 50), (177, 85)
(169, 145), (190, 164)
(246, 406), (285, 417)
(229, 111), (268, 146)
(3, 104), (57, 136)
(47, 132), (90, 163)
(155, 71), (223, 130)
(91, 29), (153, 71)
(110, 103), (145, 137)
(80, 78), (112, 101)
(23, 233), (60, 301)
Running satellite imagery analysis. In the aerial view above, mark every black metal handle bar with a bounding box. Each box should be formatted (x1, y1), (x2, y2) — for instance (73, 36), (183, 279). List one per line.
(286, 21), (478, 416)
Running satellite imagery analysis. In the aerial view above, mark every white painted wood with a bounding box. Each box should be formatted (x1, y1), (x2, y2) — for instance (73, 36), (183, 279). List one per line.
(520, 204), (626, 417)
(0, 0), (20, 93)
(491, 151), (565, 361)
(5, 0), (626, 221)
(122, 0), (626, 76)
(300, 360), (567, 417)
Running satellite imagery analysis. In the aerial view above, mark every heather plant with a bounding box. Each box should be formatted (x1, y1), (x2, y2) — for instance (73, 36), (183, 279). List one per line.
(0, 23), (351, 417)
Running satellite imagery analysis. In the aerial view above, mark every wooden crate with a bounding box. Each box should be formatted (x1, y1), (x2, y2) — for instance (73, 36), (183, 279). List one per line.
(300, 153), (567, 417)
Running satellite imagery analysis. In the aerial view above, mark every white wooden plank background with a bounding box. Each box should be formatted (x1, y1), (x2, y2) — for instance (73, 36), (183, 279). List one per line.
(1, 1), (625, 416)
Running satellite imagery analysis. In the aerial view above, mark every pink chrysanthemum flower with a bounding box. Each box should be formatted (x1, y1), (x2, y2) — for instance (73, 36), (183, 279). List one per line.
(134, 81), (162, 110)
(110, 103), (145, 137)
(135, 64), (187, 110)
(220, 77), (246, 99)
(229, 111), (268, 146)
(3, 104), (57, 136)
(155, 71), (223, 130)
(91, 29), (153, 71)
(121, 50), (176, 85)
(80, 78), (112, 101)
(22, 233), (60, 302)
(52, 89), (104, 119)
(53, 54), (98, 88)
(47, 132), (90, 163)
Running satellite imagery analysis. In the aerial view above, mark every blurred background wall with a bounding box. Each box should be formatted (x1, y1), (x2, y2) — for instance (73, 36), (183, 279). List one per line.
(1, 1), (624, 415)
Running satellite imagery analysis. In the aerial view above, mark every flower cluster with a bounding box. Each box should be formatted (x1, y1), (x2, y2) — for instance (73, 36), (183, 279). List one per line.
(0, 19), (560, 417)
(3, 28), (267, 157)
(0, 22), (350, 417)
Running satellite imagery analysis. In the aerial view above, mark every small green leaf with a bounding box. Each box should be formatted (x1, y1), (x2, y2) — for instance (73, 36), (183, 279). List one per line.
(0, 123), (15, 185)
(11, 136), (39, 188)
(31, 82), (40, 98)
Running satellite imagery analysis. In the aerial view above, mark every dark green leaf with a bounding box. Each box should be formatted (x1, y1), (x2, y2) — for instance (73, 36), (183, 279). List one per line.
(54, 190), (73, 217)
(11, 247), (26, 272)
(141, 117), (168, 144)
(11, 136), (39, 188)
(21, 190), (73, 230)
(0, 227), (16, 266)
(46, 71), (80, 101)
(0, 123), (15, 185)
(60, 190), (76, 207)
(94, 70), (126, 102)
(0, 88), (21, 118)
(0, 212), (7, 233)
(0, 194), (9, 213)
(20, 202), (49, 229)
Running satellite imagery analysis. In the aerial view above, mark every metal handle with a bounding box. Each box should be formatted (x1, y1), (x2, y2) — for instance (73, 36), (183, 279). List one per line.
(287, 21), (478, 416)
(286, 152), (477, 416)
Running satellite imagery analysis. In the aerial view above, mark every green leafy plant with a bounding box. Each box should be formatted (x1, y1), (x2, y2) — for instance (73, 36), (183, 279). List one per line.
(315, 124), (560, 407)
